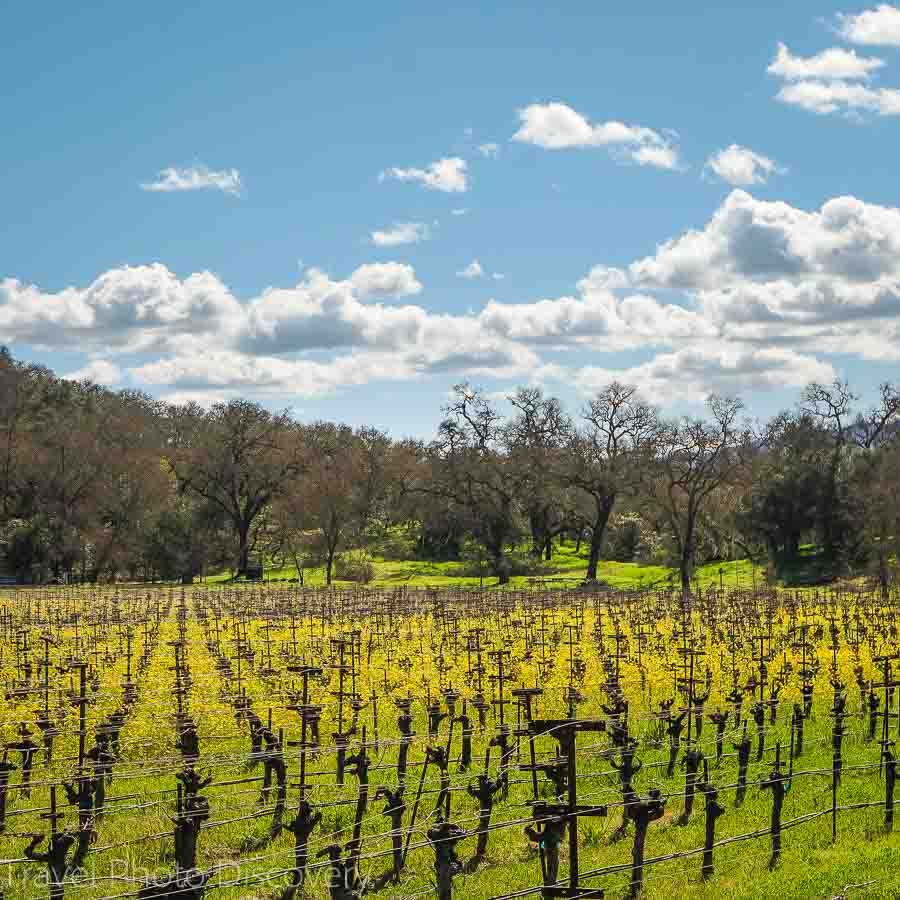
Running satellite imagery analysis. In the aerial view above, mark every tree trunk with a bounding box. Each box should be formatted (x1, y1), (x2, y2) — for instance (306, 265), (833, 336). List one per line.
(237, 521), (250, 576)
(878, 544), (889, 601)
(680, 511), (696, 595)
(680, 552), (692, 595)
(821, 447), (841, 561)
(529, 509), (546, 558)
(490, 545), (509, 585)
(587, 529), (602, 582)
(586, 499), (614, 581)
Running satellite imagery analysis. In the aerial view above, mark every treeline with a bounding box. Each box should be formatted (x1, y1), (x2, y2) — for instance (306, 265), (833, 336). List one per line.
(1, 347), (898, 589)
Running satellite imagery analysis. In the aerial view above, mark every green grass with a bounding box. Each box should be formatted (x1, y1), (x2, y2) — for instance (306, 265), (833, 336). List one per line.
(8, 610), (891, 900)
(1, 578), (893, 900)
(216, 540), (771, 594)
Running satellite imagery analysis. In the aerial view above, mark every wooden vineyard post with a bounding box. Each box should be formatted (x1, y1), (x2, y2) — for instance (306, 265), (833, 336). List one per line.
(72, 660), (88, 773)
(37, 633), (57, 762)
(525, 717), (607, 899)
(733, 721), (751, 807)
(513, 687), (544, 795)
(330, 636), (353, 786)
(16, 627), (32, 687)
(286, 663), (322, 802)
(402, 734), (432, 867)
(61, 659), (97, 873)
(676, 644), (705, 825)
(122, 626), (137, 706)
(872, 654), (900, 778)
(370, 689), (379, 752)
(830, 679), (848, 842)
(284, 669), (323, 898)
(562, 626), (582, 721)
(883, 739), (897, 832)
(7, 722), (38, 800)
(514, 685), (547, 879)
(466, 627), (487, 720)
(489, 649), (514, 799)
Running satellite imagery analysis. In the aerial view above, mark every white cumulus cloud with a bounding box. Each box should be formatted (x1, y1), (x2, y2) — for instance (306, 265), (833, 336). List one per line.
(705, 145), (783, 186)
(349, 263), (422, 298)
(512, 102), (682, 170)
(11, 187), (900, 405)
(379, 157), (468, 192)
(768, 24), (900, 118)
(767, 42), (884, 80)
(776, 78), (900, 115)
(574, 346), (834, 405)
(141, 165), (242, 195)
(628, 188), (900, 292)
(0, 264), (243, 353)
(838, 4), (900, 45)
(370, 222), (431, 246)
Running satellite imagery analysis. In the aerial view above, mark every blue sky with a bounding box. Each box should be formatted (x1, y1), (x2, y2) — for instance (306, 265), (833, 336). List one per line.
(4, 1), (900, 436)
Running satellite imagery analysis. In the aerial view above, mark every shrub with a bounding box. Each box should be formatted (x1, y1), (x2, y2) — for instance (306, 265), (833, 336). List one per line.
(445, 550), (556, 579)
(377, 534), (418, 561)
(334, 551), (375, 583)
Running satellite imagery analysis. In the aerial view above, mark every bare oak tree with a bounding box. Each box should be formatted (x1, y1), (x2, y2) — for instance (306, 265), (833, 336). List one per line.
(654, 395), (747, 594)
(428, 384), (522, 584)
(568, 383), (659, 582)
(504, 387), (572, 560)
(801, 381), (854, 561)
(802, 380), (900, 563)
(301, 423), (387, 585)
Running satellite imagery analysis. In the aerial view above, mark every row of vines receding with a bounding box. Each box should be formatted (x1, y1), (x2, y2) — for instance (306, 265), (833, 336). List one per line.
(0, 582), (898, 899)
